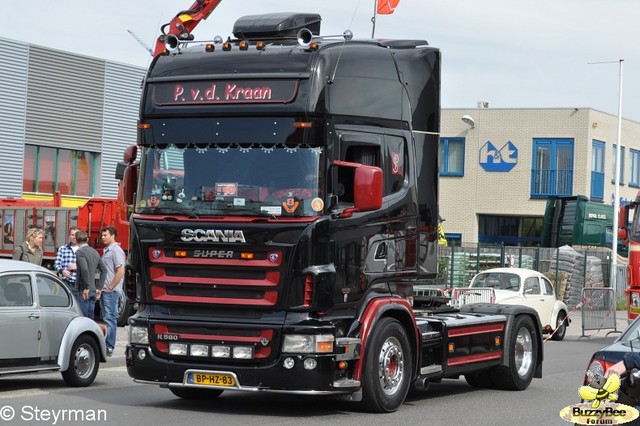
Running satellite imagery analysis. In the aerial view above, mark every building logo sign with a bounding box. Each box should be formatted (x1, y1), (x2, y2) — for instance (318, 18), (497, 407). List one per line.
(479, 141), (518, 172)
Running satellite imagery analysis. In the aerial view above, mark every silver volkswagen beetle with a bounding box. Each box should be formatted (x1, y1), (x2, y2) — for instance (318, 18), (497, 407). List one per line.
(0, 259), (107, 386)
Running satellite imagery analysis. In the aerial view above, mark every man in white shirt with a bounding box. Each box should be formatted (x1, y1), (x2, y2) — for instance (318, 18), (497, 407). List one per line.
(100, 226), (126, 357)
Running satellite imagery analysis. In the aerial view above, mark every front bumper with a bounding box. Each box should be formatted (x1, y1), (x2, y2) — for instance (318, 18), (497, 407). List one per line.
(126, 343), (360, 395)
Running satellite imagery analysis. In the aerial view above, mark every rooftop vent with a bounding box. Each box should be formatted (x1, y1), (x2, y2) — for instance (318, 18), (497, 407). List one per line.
(233, 13), (321, 40)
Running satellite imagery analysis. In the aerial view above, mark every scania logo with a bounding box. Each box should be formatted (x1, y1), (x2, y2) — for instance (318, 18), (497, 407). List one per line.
(181, 229), (246, 243)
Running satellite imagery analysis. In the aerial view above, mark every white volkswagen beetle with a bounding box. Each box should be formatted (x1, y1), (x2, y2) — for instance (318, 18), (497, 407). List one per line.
(468, 267), (569, 341)
(0, 259), (107, 386)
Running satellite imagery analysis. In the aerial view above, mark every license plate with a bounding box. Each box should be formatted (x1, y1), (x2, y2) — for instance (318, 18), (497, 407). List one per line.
(187, 371), (237, 388)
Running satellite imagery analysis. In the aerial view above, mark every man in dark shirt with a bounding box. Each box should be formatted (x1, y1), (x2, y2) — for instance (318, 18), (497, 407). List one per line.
(75, 230), (107, 319)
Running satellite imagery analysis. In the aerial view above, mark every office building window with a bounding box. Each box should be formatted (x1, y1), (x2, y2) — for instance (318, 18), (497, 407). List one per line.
(22, 145), (98, 197)
(531, 138), (573, 197)
(631, 149), (640, 187)
(439, 137), (465, 176)
(591, 140), (605, 200)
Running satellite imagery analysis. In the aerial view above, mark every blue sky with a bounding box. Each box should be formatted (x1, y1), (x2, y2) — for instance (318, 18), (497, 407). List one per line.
(2, 0), (638, 121)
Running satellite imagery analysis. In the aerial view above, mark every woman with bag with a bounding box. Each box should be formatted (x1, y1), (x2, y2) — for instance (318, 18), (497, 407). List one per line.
(12, 227), (44, 266)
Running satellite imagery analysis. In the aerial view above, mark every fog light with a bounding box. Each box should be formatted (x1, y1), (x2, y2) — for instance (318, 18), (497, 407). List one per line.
(303, 358), (317, 370)
(190, 344), (209, 357)
(211, 345), (231, 358)
(233, 346), (254, 359)
(137, 348), (146, 360)
(283, 357), (295, 369)
(169, 343), (188, 356)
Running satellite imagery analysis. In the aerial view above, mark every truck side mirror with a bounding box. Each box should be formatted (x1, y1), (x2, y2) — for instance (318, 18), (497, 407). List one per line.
(122, 163), (139, 206)
(353, 165), (383, 211)
(332, 160), (383, 218)
(123, 145), (138, 164)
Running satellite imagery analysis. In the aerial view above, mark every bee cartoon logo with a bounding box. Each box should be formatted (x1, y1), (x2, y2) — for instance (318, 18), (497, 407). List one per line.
(560, 373), (639, 425)
(578, 374), (620, 408)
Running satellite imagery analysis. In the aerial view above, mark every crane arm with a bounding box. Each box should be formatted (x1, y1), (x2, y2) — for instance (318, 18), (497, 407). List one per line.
(153, 0), (223, 58)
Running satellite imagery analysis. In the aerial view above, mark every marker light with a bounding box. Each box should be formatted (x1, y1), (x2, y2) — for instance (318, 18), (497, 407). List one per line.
(256, 41), (265, 50)
(239, 41), (248, 50)
(240, 252), (254, 260)
(175, 250), (187, 258)
(205, 43), (215, 52)
(222, 42), (231, 51)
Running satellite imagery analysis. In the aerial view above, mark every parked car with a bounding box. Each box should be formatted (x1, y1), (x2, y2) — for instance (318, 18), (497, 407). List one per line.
(584, 315), (640, 382)
(0, 259), (107, 386)
(467, 267), (570, 340)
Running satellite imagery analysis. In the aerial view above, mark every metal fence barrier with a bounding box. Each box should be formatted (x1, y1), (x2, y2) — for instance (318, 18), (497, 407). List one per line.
(581, 287), (618, 338)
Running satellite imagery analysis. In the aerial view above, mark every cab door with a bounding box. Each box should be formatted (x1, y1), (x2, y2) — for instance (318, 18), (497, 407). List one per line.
(0, 274), (40, 362)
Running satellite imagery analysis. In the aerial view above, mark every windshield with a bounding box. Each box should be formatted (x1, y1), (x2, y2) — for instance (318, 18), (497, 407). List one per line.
(136, 143), (324, 218)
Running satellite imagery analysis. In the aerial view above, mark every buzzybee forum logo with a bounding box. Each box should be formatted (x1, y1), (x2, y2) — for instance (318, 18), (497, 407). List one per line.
(560, 374), (640, 425)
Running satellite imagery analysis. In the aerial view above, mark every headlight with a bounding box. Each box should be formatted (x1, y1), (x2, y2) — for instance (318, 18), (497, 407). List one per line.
(129, 326), (149, 345)
(282, 334), (334, 353)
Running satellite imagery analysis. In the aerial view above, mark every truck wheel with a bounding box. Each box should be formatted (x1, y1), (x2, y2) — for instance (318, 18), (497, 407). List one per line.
(360, 317), (413, 413)
(117, 292), (133, 327)
(491, 315), (537, 390)
(550, 312), (567, 341)
(170, 387), (223, 400)
(61, 335), (100, 387)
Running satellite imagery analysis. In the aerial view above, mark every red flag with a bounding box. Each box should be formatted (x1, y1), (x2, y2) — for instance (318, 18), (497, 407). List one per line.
(377, 0), (400, 15)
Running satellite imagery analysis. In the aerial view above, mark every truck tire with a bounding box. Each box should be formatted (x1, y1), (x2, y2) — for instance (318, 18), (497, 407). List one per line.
(117, 292), (133, 327)
(61, 335), (100, 387)
(490, 315), (537, 390)
(170, 387), (223, 400)
(360, 317), (413, 413)
(550, 312), (567, 341)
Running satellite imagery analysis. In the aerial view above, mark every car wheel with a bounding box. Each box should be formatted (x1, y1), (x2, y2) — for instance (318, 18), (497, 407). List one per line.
(360, 317), (413, 413)
(61, 335), (100, 387)
(490, 315), (538, 390)
(169, 387), (223, 399)
(551, 312), (567, 341)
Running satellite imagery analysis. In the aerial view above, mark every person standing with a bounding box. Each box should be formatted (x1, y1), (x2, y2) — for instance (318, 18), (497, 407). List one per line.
(54, 226), (80, 299)
(99, 226), (126, 357)
(12, 228), (44, 265)
(75, 230), (106, 319)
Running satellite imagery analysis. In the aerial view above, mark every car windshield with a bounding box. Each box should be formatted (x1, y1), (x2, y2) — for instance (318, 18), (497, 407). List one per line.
(618, 318), (640, 344)
(471, 273), (520, 291)
(136, 143), (324, 218)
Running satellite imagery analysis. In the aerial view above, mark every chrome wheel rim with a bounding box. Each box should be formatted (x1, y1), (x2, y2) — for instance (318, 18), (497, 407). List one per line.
(74, 343), (95, 379)
(514, 327), (533, 377)
(378, 337), (404, 395)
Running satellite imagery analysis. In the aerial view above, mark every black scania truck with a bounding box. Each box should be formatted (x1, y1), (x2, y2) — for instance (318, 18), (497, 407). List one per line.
(123, 12), (543, 412)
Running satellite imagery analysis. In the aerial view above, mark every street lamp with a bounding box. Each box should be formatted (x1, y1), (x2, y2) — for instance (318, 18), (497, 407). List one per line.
(589, 59), (624, 289)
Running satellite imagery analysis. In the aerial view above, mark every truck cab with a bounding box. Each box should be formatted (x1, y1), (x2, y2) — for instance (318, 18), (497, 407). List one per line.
(124, 12), (542, 412)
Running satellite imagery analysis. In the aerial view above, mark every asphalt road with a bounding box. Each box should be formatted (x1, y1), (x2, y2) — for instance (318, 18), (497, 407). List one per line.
(0, 312), (628, 426)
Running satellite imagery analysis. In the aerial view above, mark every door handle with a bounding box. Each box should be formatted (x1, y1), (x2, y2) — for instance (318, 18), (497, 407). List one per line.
(28, 312), (40, 320)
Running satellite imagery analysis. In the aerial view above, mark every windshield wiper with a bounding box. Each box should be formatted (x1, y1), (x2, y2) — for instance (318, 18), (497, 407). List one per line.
(222, 206), (278, 219)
